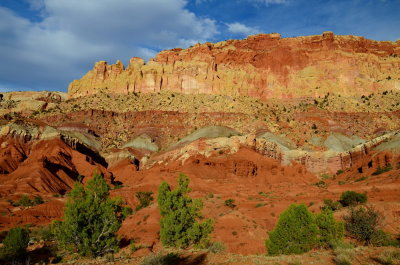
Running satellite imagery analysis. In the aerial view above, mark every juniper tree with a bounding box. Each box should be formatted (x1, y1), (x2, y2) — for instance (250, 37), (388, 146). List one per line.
(158, 174), (213, 248)
(55, 174), (125, 257)
(1, 227), (30, 261)
(266, 204), (318, 255)
(266, 204), (345, 255)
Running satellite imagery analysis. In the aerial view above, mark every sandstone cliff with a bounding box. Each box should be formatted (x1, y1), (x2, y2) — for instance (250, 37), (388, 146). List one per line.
(68, 32), (400, 99)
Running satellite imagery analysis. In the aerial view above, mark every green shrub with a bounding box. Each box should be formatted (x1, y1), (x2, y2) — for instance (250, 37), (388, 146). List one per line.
(18, 195), (33, 207)
(122, 206), (133, 219)
(355, 176), (368, 182)
(333, 249), (353, 265)
(33, 225), (55, 241)
(339, 191), (367, 207)
(343, 206), (382, 245)
(329, 239), (354, 250)
(336, 169), (344, 175)
(331, 239), (354, 265)
(158, 174), (213, 248)
(321, 199), (342, 211)
(266, 204), (344, 255)
(224, 199), (236, 209)
(130, 241), (144, 252)
(372, 164), (393, 175)
(1, 227), (30, 260)
(314, 180), (327, 188)
(265, 204), (318, 255)
(315, 209), (344, 247)
(135, 191), (154, 211)
(33, 195), (44, 205)
(370, 229), (399, 247)
(321, 173), (331, 180)
(207, 241), (226, 253)
(55, 174), (124, 257)
(376, 250), (400, 265)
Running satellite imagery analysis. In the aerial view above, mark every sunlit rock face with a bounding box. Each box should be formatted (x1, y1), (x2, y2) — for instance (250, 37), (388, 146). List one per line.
(68, 32), (400, 99)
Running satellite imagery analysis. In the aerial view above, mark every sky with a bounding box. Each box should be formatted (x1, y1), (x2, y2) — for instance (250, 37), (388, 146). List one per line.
(0, 0), (399, 92)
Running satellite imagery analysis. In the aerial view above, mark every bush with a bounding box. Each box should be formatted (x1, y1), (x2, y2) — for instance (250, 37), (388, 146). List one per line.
(266, 204), (344, 255)
(370, 229), (399, 247)
(329, 239), (354, 250)
(18, 195), (33, 207)
(1, 227), (30, 260)
(321, 199), (342, 211)
(339, 191), (367, 207)
(207, 241), (226, 253)
(32, 225), (55, 241)
(55, 174), (124, 257)
(355, 176), (368, 182)
(266, 204), (318, 255)
(331, 238), (354, 265)
(321, 173), (331, 180)
(372, 164), (393, 175)
(343, 206), (382, 245)
(224, 199), (236, 209)
(130, 241), (144, 253)
(17, 195), (44, 207)
(314, 180), (327, 188)
(122, 206), (133, 219)
(315, 209), (344, 247)
(158, 174), (213, 248)
(336, 169), (344, 175)
(333, 248), (353, 265)
(33, 195), (44, 205)
(136, 191), (154, 211)
(376, 250), (400, 265)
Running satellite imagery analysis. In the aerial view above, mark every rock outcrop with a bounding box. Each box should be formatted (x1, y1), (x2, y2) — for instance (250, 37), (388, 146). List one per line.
(68, 32), (400, 99)
(0, 120), (111, 195)
(0, 91), (67, 116)
(144, 129), (399, 175)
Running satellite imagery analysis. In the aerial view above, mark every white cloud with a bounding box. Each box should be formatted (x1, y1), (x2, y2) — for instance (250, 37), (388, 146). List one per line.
(226, 22), (261, 35)
(0, 0), (219, 91)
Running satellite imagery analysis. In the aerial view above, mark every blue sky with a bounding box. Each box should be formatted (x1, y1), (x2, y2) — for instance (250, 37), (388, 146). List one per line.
(0, 0), (399, 92)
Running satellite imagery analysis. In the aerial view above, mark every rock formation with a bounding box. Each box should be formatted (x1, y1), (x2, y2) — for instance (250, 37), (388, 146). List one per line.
(69, 32), (400, 99)
(2, 33), (400, 257)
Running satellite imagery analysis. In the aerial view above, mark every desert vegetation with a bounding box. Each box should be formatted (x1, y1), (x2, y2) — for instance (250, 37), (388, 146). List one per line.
(0, 30), (400, 265)
(158, 174), (213, 249)
(265, 204), (344, 255)
(0, 227), (30, 263)
(1, 172), (400, 264)
(54, 174), (126, 257)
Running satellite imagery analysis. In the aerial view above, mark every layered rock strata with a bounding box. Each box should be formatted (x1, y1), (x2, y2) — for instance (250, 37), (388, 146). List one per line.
(146, 131), (399, 174)
(69, 32), (400, 99)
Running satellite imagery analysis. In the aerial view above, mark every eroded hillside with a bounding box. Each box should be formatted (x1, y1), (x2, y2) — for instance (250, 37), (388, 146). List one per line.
(0, 33), (400, 264)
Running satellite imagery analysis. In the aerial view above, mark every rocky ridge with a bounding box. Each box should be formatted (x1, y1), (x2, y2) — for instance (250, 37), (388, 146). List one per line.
(1, 33), (400, 258)
(69, 32), (400, 99)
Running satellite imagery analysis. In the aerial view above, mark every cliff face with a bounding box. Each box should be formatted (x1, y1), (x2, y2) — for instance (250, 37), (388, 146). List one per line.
(68, 32), (400, 99)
